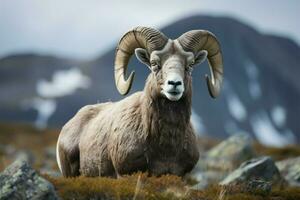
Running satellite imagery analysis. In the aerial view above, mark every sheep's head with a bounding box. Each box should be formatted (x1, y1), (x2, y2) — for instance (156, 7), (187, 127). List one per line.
(114, 27), (224, 101)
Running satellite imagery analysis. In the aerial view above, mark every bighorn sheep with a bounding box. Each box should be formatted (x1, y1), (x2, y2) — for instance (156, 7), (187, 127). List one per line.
(57, 27), (223, 177)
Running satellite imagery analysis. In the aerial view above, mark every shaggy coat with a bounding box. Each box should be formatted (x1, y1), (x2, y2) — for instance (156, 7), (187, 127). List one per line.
(57, 26), (223, 178)
(57, 72), (199, 177)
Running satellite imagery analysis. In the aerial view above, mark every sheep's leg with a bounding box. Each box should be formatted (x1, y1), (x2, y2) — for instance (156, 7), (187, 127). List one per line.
(58, 143), (80, 177)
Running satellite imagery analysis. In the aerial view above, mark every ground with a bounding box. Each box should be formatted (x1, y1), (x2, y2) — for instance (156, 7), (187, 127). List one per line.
(0, 122), (300, 200)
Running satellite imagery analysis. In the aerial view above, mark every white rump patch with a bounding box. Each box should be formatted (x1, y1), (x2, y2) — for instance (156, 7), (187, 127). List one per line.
(37, 67), (91, 98)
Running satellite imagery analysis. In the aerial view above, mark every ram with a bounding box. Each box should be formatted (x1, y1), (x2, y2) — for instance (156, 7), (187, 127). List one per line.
(56, 27), (223, 177)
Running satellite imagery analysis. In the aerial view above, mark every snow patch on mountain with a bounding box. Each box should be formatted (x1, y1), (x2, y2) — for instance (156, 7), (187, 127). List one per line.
(31, 98), (56, 129)
(191, 109), (206, 136)
(227, 93), (247, 122)
(245, 61), (261, 99)
(22, 67), (91, 129)
(271, 105), (286, 127)
(37, 68), (91, 98)
(223, 82), (247, 122)
(22, 98), (56, 129)
(250, 111), (294, 147)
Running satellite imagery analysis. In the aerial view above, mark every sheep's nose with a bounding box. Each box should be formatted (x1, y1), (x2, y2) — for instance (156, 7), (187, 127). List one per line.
(168, 80), (182, 87)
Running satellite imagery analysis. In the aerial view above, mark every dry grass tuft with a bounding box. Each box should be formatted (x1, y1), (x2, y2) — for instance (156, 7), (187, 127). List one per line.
(44, 173), (188, 200)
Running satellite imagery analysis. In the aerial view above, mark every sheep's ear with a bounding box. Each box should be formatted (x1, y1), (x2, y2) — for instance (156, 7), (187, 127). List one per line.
(194, 50), (208, 66)
(135, 48), (150, 67)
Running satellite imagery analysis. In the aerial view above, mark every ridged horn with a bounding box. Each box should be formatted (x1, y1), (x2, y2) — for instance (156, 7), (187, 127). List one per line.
(177, 30), (223, 98)
(114, 27), (168, 95)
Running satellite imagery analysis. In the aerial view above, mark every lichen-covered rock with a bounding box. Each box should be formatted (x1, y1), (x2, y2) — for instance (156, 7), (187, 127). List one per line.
(220, 156), (283, 186)
(276, 157), (300, 186)
(0, 157), (58, 200)
(206, 134), (255, 169)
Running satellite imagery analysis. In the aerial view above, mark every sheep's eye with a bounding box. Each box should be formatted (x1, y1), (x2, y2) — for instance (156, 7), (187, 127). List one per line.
(151, 61), (157, 66)
(189, 60), (195, 67)
(150, 61), (160, 71)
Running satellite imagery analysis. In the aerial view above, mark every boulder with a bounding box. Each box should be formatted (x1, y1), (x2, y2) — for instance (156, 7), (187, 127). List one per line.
(192, 134), (255, 173)
(188, 134), (255, 188)
(206, 134), (254, 167)
(0, 157), (58, 200)
(220, 156), (283, 186)
(276, 157), (300, 186)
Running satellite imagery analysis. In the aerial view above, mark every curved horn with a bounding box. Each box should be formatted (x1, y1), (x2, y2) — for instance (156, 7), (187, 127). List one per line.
(114, 27), (168, 95)
(177, 30), (223, 98)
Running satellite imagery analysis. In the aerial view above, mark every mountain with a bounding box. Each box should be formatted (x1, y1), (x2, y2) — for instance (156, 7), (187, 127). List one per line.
(0, 15), (299, 146)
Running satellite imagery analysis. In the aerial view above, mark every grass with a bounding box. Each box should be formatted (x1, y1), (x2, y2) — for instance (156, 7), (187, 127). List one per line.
(44, 173), (186, 200)
(0, 122), (59, 171)
(44, 173), (300, 200)
(1, 122), (300, 199)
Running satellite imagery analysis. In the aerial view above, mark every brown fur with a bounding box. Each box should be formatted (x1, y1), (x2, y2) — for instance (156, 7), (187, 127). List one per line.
(57, 71), (199, 177)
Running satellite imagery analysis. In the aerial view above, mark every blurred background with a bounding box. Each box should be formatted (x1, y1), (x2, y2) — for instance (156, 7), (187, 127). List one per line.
(0, 0), (300, 149)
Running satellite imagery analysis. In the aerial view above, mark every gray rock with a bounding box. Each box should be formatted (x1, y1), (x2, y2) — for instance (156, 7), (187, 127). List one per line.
(276, 157), (300, 186)
(0, 157), (58, 200)
(220, 156), (283, 186)
(242, 179), (272, 194)
(206, 134), (254, 166)
(193, 134), (255, 172)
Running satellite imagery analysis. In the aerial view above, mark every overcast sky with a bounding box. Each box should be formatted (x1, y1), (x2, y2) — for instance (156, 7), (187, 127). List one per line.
(0, 0), (299, 59)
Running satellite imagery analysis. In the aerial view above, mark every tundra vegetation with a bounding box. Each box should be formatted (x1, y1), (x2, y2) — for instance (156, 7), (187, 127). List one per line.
(1, 123), (300, 199)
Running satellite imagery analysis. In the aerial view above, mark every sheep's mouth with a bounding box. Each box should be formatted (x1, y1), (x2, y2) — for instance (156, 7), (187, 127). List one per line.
(168, 91), (180, 96)
(163, 90), (183, 101)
